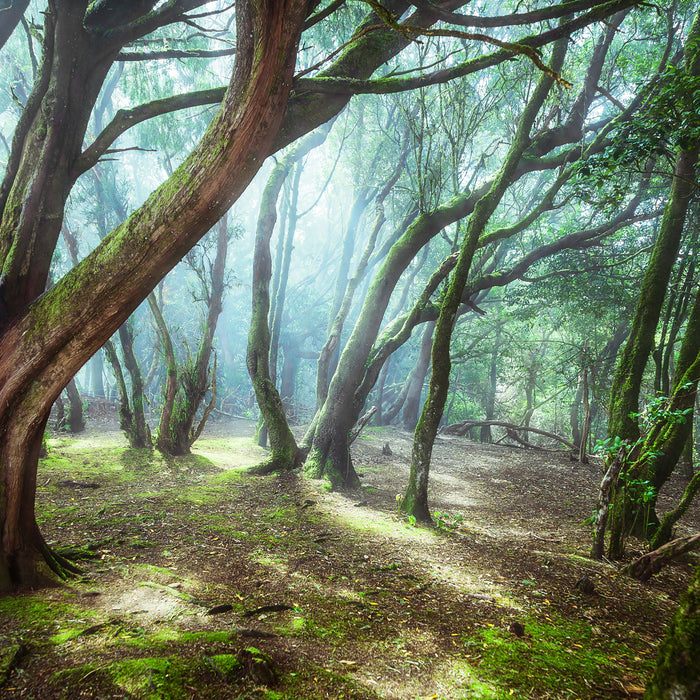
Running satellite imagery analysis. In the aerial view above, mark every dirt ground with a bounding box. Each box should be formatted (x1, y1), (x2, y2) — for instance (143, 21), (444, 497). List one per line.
(1, 406), (698, 699)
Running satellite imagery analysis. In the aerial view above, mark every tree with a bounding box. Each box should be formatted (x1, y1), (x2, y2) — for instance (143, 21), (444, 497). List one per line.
(644, 562), (700, 699)
(402, 29), (569, 521)
(152, 215), (230, 455)
(604, 10), (700, 558)
(0, 0), (647, 593)
(0, 0), (308, 591)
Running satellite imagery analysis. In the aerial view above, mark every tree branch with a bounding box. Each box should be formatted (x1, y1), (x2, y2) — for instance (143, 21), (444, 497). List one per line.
(117, 47), (235, 61)
(77, 87), (226, 175)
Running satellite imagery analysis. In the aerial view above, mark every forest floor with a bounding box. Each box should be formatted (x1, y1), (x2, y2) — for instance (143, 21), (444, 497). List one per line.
(1, 404), (699, 700)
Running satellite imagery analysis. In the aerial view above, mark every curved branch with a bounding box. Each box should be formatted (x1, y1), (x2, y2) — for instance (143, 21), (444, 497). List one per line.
(293, 0), (637, 96)
(406, 0), (607, 28)
(117, 47), (235, 61)
(77, 87), (226, 175)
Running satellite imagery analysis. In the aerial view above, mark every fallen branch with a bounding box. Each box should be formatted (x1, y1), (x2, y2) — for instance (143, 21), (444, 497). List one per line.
(440, 420), (575, 450)
(349, 406), (377, 444)
(625, 532), (700, 582)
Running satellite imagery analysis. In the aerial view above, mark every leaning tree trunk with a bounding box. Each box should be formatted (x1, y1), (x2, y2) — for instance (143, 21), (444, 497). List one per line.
(401, 35), (568, 523)
(0, 0), (308, 591)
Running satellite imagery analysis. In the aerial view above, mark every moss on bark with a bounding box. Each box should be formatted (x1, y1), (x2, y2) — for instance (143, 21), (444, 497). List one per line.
(645, 563), (700, 699)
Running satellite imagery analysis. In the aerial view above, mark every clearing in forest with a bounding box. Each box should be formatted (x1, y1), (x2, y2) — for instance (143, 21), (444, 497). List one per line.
(1, 416), (698, 699)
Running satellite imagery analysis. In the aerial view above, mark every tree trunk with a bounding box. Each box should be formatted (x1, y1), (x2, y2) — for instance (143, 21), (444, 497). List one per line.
(401, 36), (568, 523)
(154, 217), (228, 456)
(609, 284), (700, 557)
(607, 104), (700, 446)
(645, 562), (700, 699)
(64, 378), (85, 434)
(403, 322), (435, 432)
(578, 366), (591, 465)
(118, 323), (151, 449)
(0, 0), (308, 590)
(481, 333), (500, 443)
(247, 128), (329, 473)
(89, 350), (106, 399)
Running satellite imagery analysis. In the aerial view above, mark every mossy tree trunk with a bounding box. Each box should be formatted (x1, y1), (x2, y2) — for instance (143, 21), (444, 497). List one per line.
(608, 285), (700, 555)
(117, 322), (152, 448)
(606, 29), (700, 450)
(104, 337), (141, 447)
(247, 127), (331, 473)
(154, 216), (229, 456)
(401, 35), (568, 522)
(170, 218), (227, 453)
(644, 563), (700, 699)
(0, 0), (308, 591)
(606, 11), (700, 559)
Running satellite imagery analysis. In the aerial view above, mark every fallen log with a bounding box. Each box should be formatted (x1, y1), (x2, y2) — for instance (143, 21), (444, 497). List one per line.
(441, 420), (576, 450)
(625, 533), (700, 582)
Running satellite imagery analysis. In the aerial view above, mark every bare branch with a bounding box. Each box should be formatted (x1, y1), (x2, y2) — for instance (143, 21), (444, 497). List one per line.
(117, 47), (235, 61)
(77, 87), (226, 175)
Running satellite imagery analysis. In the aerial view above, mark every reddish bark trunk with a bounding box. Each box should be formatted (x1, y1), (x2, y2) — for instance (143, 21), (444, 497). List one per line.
(0, 0), (308, 591)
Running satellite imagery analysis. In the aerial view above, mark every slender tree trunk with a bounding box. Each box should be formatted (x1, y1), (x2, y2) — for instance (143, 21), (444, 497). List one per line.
(403, 321), (435, 432)
(579, 366), (590, 465)
(153, 218), (228, 455)
(481, 332), (500, 443)
(401, 36), (568, 522)
(64, 378), (85, 434)
(104, 338), (137, 444)
(118, 323), (151, 449)
(89, 351), (105, 399)
(247, 128), (330, 473)
(606, 13), (700, 559)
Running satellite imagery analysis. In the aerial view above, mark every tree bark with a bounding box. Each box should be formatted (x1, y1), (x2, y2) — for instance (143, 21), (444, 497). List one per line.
(626, 533), (700, 583)
(645, 562), (700, 699)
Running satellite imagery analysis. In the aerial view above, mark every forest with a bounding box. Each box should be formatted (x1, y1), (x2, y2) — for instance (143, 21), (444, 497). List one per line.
(1, 0), (700, 698)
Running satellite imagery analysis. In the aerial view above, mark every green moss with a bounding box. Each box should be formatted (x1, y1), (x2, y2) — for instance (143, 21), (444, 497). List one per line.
(461, 615), (651, 698)
(0, 596), (96, 635)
